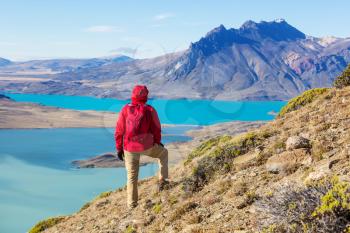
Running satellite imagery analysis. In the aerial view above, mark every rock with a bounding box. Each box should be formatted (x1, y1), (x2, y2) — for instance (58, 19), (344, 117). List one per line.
(132, 218), (145, 228)
(266, 149), (310, 174)
(286, 136), (310, 150)
(255, 145), (265, 154)
(144, 215), (155, 226)
(211, 213), (223, 221)
(249, 172), (257, 177)
(143, 199), (154, 209)
(95, 199), (110, 208)
(329, 159), (341, 169)
(305, 161), (331, 182)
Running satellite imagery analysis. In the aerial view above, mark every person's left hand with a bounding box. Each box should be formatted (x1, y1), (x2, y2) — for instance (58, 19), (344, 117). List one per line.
(117, 150), (124, 161)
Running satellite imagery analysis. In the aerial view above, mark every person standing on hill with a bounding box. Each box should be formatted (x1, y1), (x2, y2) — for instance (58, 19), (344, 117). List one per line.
(115, 85), (169, 209)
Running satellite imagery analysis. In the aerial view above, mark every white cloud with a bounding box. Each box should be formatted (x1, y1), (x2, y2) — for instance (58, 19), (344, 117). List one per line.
(84, 25), (122, 33)
(110, 47), (137, 56)
(153, 12), (175, 21)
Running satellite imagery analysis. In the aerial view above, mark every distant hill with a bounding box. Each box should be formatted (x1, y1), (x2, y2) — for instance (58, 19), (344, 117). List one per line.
(0, 55), (132, 74)
(0, 94), (10, 99)
(0, 57), (12, 67)
(1, 19), (350, 100)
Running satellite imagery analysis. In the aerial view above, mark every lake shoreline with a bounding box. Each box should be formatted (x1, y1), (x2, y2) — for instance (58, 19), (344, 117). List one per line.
(0, 98), (118, 129)
(0, 98), (207, 129)
(1, 95), (269, 168)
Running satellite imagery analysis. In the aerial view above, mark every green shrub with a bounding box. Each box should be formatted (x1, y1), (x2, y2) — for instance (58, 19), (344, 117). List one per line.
(334, 64), (350, 88)
(183, 131), (271, 193)
(125, 225), (136, 233)
(185, 135), (232, 165)
(169, 195), (178, 205)
(278, 88), (329, 117)
(312, 177), (350, 217)
(79, 202), (91, 212)
(256, 177), (350, 233)
(29, 216), (65, 233)
(152, 203), (162, 214)
(272, 140), (286, 152)
(78, 190), (112, 212)
(97, 191), (112, 199)
(237, 190), (260, 209)
(261, 224), (279, 233)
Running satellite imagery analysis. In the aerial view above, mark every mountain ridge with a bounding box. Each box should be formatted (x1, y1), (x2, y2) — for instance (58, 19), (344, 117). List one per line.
(1, 19), (350, 100)
(0, 55), (133, 74)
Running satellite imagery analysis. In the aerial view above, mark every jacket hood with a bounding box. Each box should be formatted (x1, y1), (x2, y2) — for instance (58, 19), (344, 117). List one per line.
(131, 85), (149, 104)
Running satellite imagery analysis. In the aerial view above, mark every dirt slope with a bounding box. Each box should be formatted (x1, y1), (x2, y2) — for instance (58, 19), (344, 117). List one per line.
(32, 87), (350, 233)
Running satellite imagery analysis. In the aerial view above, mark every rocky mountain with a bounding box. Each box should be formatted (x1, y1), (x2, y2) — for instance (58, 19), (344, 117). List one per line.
(29, 83), (350, 232)
(2, 19), (350, 100)
(0, 55), (132, 75)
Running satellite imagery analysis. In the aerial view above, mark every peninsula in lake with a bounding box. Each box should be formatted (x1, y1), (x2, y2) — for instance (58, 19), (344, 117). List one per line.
(0, 95), (117, 129)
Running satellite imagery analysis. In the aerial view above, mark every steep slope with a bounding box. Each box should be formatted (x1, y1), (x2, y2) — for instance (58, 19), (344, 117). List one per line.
(31, 86), (350, 233)
(4, 19), (350, 100)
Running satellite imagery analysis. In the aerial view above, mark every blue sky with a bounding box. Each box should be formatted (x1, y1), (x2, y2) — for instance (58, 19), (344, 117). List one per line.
(0, 0), (349, 61)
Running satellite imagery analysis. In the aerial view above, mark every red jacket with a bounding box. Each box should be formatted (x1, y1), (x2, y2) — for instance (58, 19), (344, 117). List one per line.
(115, 103), (161, 152)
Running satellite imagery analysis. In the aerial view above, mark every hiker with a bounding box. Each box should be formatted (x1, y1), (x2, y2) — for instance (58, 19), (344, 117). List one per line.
(115, 85), (169, 209)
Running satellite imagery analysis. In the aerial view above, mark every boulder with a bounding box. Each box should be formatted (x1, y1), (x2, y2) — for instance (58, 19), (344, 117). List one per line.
(266, 149), (311, 174)
(305, 161), (331, 182)
(286, 136), (310, 150)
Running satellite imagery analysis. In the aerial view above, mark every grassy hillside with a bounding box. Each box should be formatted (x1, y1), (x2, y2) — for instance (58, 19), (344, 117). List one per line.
(30, 86), (350, 233)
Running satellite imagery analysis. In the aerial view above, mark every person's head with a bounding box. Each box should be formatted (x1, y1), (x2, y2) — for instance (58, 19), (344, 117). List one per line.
(131, 85), (149, 104)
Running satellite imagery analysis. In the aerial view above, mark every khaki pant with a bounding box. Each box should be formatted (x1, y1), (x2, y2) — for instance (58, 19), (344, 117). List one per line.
(124, 144), (168, 208)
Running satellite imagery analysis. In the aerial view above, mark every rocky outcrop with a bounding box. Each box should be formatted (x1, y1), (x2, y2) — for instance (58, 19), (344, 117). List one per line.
(286, 135), (310, 150)
(266, 148), (311, 174)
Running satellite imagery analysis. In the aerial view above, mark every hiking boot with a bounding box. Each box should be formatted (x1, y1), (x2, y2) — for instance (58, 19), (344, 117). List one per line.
(158, 180), (170, 192)
(127, 202), (137, 212)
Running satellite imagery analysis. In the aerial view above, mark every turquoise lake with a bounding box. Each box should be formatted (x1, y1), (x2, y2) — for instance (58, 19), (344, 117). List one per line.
(4, 93), (286, 125)
(0, 127), (195, 233)
(0, 93), (286, 233)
